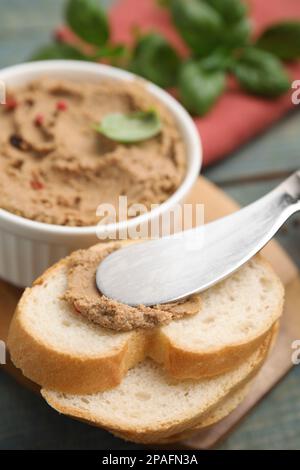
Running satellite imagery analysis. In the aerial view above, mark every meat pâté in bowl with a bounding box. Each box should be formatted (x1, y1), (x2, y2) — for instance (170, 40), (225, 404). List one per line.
(0, 60), (202, 287)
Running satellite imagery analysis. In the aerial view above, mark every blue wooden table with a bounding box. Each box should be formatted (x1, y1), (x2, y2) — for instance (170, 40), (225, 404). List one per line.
(0, 0), (299, 450)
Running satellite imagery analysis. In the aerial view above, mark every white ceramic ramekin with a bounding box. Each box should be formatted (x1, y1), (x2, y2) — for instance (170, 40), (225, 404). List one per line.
(0, 60), (202, 287)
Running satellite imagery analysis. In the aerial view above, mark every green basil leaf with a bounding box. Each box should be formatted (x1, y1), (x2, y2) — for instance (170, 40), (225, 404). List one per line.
(203, 0), (247, 24)
(232, 48), (290, 97)
(256, 21), (300, 60)
(95, 111), (162, 143)
(179, 60), (226, 115)
(65, 0), (109, 47)
(30, 43), (89, 61)
(203, 1), (251, 50)
(200, 48), (234, 72)
(130, 33), (181, 88)
(170, 0), (223, 57)
(222, 17), (251, 48)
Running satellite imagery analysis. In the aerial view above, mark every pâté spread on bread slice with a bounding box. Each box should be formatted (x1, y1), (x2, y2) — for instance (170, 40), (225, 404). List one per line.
(8, 240), (284, 395)
(63, 244), (201, 331)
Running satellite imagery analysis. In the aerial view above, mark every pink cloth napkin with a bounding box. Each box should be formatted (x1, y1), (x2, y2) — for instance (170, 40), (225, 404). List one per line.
(108, 0), (300, 166)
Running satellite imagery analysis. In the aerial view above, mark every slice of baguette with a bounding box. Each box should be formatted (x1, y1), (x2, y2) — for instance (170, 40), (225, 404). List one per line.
(41, 328), (273, 444)
(8, 242), (284, 394)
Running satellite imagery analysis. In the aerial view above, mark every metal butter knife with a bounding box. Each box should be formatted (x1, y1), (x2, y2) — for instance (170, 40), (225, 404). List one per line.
(97, 171), (300, 306)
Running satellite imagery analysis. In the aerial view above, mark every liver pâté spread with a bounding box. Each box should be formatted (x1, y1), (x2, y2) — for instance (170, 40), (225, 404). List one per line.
(63, 244), (202, 331)
(0, 79), (186, 226)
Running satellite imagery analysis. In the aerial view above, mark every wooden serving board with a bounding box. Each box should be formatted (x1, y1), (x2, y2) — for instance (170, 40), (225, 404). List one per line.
(0, 176), (300, 449)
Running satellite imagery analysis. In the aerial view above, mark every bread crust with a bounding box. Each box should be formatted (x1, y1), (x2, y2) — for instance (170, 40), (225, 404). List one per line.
(149, 326), (272, 380)
(8, 245), (284, 394)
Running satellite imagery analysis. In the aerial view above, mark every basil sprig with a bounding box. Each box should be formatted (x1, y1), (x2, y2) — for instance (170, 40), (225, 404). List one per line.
(95, 111), (162, 144)
(31, 0), (300, 116)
